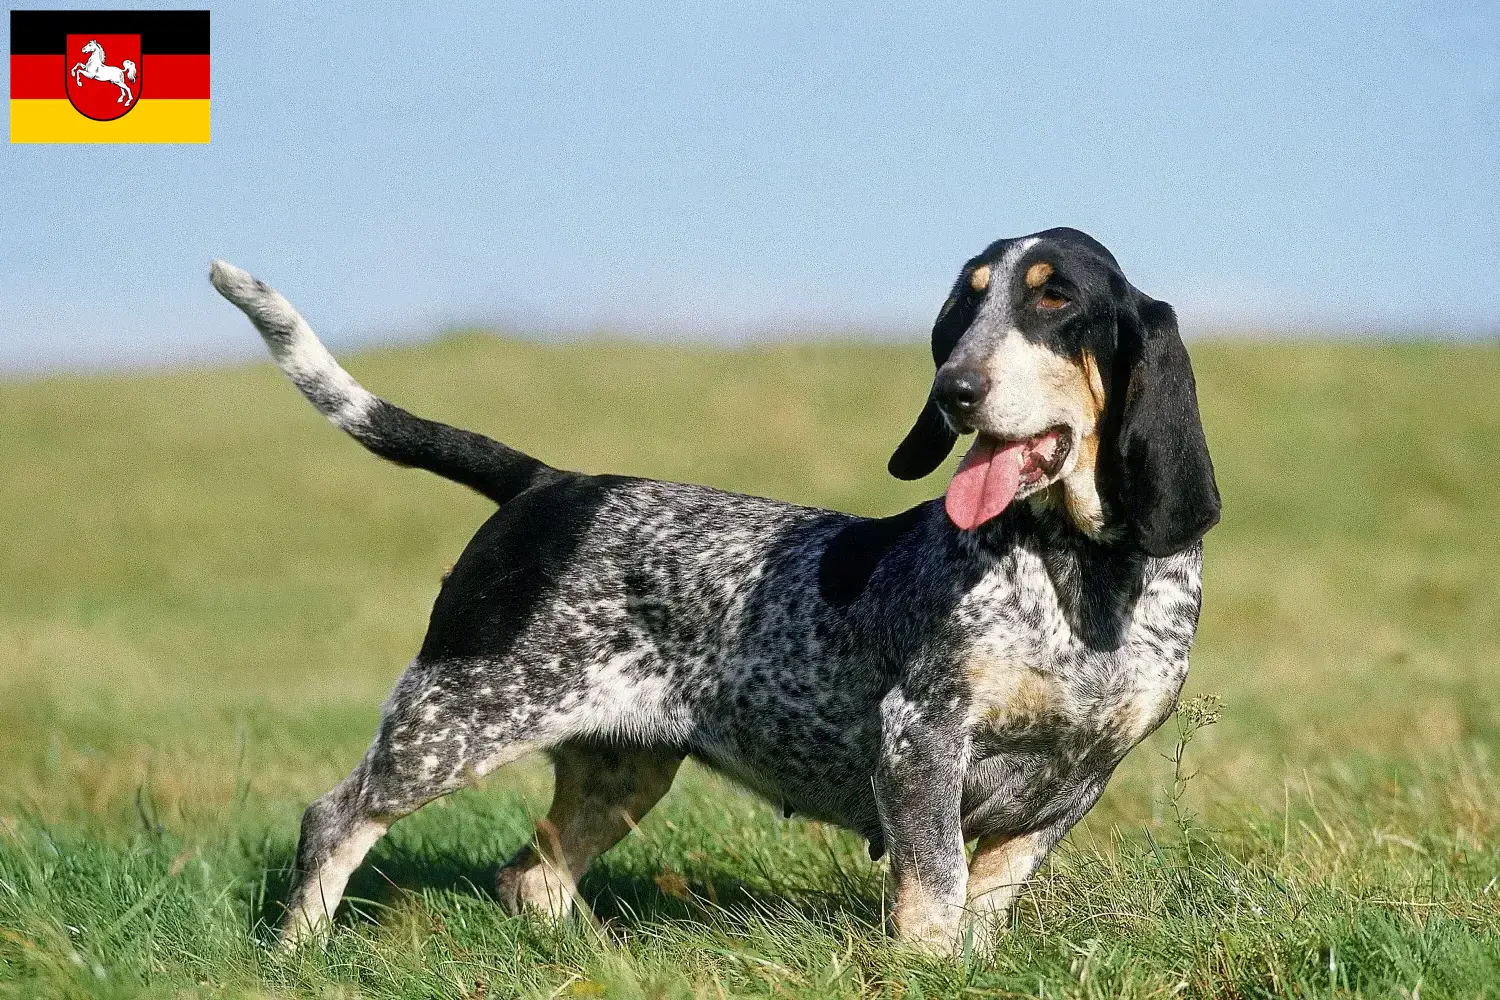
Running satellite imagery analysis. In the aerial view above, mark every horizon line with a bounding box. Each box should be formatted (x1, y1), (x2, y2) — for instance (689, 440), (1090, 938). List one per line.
(3, 321), (1496, 382)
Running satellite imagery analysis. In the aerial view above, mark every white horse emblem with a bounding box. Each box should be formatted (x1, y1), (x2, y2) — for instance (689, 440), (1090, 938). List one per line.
(71, 39), (137, 107)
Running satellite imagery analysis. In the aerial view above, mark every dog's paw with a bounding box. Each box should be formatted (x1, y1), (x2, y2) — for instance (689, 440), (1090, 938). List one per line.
(496, 848), (578, 921)
(277, 911), (334, 953)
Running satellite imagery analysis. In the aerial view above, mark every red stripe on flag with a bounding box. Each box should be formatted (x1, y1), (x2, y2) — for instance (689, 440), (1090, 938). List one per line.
(10, 55), (64, 99)
(8, 54), (209, 100)
(144, 54), (210, 99)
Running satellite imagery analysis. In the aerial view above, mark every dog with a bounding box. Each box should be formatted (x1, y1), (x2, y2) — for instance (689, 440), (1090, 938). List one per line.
(210, 226), (1219, 953)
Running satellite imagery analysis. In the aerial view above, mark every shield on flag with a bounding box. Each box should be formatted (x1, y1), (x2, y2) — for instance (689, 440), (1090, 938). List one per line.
(65, 33), (142, 121)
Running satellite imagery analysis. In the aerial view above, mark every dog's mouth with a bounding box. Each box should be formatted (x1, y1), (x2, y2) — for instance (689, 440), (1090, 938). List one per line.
(944, 427), (1072, 531)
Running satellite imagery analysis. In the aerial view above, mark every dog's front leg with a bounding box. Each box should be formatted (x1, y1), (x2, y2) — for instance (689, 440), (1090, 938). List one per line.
(964, 829), (1054, 949)
(875, 688), (969, 954)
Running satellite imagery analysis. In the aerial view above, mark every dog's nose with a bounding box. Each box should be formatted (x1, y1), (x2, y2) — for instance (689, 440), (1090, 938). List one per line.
(932, 367), (989, 417)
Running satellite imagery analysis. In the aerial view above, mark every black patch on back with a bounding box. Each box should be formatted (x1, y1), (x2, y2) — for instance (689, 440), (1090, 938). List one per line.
(818, 502), (931, 607)
(418, 472), (620, 664)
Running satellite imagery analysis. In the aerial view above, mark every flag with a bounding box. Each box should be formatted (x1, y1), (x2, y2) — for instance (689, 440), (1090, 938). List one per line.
(10, 10), (210, 143)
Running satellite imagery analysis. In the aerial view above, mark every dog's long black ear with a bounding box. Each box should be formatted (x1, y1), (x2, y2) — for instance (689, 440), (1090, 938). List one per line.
(888, 397), (957, 480)
(1116, 298), (1221, 556)
(888, 278), (978, 480)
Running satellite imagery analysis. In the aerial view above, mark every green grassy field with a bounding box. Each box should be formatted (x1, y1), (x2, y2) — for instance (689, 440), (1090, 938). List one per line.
(1, 336), (1498, 998)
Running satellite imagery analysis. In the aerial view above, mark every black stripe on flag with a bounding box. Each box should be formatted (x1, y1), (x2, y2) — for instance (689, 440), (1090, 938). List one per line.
(9, 10), (210, 55)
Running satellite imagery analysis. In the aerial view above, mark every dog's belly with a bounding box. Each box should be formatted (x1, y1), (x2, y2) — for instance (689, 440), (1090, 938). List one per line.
(687, 738), (882, 836)
(682, 654), (889, 840)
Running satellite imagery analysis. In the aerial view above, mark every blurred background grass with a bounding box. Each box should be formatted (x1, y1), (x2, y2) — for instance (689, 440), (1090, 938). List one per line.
(1, 338), (1498, 995)
(2, 337), (1496, 819)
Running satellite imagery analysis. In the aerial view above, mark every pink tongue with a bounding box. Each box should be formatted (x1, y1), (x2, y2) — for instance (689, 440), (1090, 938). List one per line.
(944, 436), (1023, 531)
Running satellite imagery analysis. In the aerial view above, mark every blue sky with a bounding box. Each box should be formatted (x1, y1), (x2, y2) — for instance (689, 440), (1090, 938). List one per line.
(2, 1), (1497, 371)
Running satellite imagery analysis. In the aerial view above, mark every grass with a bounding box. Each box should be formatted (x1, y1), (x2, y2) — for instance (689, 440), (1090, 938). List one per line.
(0, 334), (1497, 998)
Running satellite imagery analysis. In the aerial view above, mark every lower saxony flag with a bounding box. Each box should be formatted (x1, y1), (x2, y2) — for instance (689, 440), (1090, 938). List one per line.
(10, 9), (210, 143)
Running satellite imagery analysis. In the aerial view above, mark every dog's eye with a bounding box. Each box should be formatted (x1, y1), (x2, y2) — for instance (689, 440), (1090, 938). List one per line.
(1037, 289), (1069, 310)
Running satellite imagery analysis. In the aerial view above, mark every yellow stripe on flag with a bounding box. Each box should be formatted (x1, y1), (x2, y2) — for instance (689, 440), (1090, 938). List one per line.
(10, 99), (210, 144)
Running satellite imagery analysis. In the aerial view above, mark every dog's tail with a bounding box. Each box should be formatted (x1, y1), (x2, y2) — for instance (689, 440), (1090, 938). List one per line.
(210, 260), (551, 506)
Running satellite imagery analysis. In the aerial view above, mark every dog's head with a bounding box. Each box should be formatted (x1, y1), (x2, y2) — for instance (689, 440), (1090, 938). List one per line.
(891, 228), (1219, 557)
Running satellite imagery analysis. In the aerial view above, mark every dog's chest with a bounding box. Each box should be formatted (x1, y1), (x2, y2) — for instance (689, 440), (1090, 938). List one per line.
(946, 546), (1201, 839)
(961, 645), (1181, 755)
(956, 545), (1197, 772)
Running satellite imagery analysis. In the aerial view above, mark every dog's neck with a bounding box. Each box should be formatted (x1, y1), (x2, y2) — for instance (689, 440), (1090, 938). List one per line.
(958, 501), (1170, 652)
(966, 494), (1118, 558)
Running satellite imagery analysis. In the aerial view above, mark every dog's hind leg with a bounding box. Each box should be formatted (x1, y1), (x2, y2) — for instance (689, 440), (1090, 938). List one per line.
(279, 767), (393, 948)
(497, 741), (682, 920)
(280, 722), (537, 948)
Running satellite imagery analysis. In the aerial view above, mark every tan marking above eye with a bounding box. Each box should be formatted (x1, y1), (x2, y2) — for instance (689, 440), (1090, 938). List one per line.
(969, 264), (991, 292)
(1024, 261), (1053, 289)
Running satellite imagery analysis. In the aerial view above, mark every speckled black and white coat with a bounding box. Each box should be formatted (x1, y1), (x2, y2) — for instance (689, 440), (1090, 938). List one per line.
(210, 226), (1221, 954)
